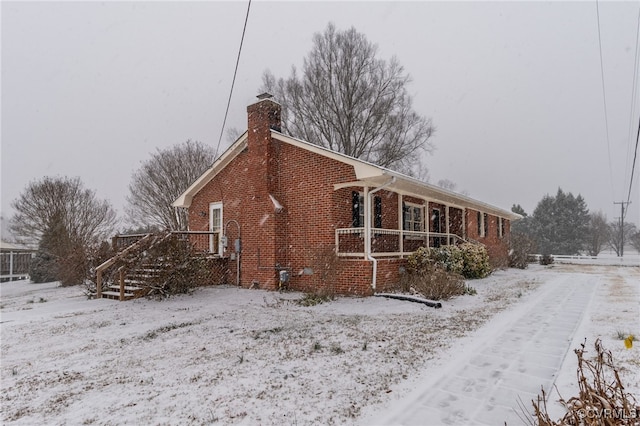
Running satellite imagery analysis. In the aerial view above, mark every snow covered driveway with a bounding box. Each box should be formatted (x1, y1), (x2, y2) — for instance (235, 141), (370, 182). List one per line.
(369, 272), (597, 425)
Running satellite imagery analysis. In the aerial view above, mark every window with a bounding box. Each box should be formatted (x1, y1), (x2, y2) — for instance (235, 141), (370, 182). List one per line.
(352, 192), (382, 228)
(352, 192), (364, 227)
(484, 213), (489, 237)
(432, 209), (441, 233)
(498, 217), (505, 238)
(374, 196), (382, 229)
(477, 211), (488, 237)
(403, 202), (424, 232)
(209, 202), (223, 255)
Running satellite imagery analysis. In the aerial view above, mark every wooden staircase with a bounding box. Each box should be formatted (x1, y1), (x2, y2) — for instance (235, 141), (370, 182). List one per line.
(96, 233), (166, 301)
(100, 263), (162, 300)
(95, 230), (221, 301)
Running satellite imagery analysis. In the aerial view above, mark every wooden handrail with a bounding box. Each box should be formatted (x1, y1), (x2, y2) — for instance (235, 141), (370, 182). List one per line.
(96, 233), (153, 298)
(96, 230), (219, 300)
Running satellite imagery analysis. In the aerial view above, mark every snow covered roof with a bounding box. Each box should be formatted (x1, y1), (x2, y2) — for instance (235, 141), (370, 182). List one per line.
(173, 129), (521, 221)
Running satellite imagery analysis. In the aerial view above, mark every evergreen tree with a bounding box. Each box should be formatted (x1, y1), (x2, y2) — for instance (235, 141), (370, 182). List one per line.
(531, 188), (590, 255)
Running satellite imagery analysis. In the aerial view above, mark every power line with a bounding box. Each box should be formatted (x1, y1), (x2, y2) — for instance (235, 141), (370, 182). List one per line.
(624, 7), (640, 189)
(626, 115), (640, 210)
(595, 0), (616, 201)
(214, 0), (252, 160)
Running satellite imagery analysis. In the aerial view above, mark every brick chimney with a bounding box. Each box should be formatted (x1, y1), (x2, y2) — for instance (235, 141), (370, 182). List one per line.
(243, 93), (283, 289)
(246, 93), (281, 193)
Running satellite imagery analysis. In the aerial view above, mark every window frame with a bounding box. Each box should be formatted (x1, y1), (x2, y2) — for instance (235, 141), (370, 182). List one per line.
(403, 202), (425, 233)
(477, 211), (488, 238)
(209, 202), (223, 255)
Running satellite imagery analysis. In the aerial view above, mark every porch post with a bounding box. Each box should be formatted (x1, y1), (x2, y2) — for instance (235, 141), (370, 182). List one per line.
(363, 186), (370, 260)
(426, 201), (430, 247)
(446, 205), (450, 245)
(398, 193), (403, 256)
(9, 251), (14, 280)
(462, 208), (467, 240)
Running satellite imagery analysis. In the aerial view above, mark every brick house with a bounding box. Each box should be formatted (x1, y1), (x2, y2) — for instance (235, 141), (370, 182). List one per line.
(173, 95), (520, 295)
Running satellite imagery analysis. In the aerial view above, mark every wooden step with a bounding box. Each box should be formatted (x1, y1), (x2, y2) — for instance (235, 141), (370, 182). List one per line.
(101, 290), (136, 300)
(107, 285), (144, 292)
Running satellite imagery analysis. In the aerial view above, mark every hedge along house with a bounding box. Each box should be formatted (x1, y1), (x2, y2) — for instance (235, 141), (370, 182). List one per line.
(173, 95), (521, 295)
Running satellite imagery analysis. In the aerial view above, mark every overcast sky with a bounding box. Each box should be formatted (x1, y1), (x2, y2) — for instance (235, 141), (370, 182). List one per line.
(2, 1), (639, 233)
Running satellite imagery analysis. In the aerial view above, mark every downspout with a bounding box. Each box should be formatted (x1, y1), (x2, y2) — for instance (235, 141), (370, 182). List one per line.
(366, 177), (396, 291)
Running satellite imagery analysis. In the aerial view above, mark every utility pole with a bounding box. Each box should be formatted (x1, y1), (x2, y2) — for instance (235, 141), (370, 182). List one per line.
(613, 201), (631, 257)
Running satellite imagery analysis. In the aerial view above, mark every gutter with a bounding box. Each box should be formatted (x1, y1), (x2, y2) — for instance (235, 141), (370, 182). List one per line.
(366, 176), (396, 290)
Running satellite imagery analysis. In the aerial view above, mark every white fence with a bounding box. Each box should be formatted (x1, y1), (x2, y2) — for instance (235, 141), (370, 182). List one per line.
(529, 252), (640, 267)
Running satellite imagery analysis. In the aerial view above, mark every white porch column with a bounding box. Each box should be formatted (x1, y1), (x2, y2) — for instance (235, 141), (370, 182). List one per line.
(398, 193), (403, 255)
(446, 205), (450, 245)
(462, 208), (467, 240)
(363, 186), (370, 260)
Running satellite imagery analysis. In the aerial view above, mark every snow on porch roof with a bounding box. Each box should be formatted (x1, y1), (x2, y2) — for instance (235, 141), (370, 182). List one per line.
(173, 129), (520, 221)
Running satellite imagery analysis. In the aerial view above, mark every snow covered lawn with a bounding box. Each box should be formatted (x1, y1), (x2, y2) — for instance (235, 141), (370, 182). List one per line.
(1, 264), (638, 425)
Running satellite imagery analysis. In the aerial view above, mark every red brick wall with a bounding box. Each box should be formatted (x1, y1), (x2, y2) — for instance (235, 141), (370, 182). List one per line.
(466, 208), (510, 268)
(188, 99), (513, 295)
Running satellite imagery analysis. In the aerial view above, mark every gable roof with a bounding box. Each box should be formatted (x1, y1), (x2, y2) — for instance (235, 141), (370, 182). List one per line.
(173, 130), (521, 221)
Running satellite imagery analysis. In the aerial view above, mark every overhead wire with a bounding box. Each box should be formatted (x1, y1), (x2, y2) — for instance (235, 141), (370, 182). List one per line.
(623, 7), (640, 192)
(595, 0), (617, 202)
(626, 117), (640, 210)
(214, 0), (252, 160)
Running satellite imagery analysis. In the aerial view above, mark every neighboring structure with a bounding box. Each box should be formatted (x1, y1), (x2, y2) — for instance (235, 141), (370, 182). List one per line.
(1, 241), (35, 282)
(174, 96), (520, 295)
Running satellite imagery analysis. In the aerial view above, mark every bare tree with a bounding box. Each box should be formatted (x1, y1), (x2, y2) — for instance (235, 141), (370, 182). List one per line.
(10, 176), (116, 247)
(586, 211), (609, 256)
(126, 140), (215, 230)
(9, 176), (117, 285)
(225, 127), (244, 144)
(607, 221), (637, 256)
(436, 179), (457, 191)
(261, 23), (435, 176)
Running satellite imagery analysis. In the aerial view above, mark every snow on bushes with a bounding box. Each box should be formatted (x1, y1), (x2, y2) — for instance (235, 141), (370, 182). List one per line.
(401, 243), (491, 300)
(459, 243), (492, 279)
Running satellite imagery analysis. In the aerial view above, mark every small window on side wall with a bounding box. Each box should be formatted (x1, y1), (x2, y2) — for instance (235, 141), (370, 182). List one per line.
(498, 217), (506, 238)
(352, 192), (364, 227)
(484, 213), (489, 237)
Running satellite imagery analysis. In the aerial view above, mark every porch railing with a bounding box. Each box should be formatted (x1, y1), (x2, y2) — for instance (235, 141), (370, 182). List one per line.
(97, 231), (220, 300)
(335, 227), (468, 258)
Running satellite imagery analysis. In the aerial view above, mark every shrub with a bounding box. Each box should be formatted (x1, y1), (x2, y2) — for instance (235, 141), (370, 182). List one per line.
(508, 232), (536, 269)
(539, 254), (554, 265)
(401, 263), (466, 300)
(459, 243), (492, 279)
(29, 251), (58, 283)
(406, 246), (432, 272)
(430, 245), (464, 275)
(403, 248), (466, 300)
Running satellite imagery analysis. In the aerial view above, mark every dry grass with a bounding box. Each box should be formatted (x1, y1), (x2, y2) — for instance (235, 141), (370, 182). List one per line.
(530, 339), (639, 425)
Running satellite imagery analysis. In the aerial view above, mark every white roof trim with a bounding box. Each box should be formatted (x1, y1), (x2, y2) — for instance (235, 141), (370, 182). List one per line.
(172, 132), (248, 208)
(174, 127), (520, 221)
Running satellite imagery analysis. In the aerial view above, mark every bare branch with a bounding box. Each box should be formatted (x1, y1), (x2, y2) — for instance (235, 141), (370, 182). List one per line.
(260, 23), (435, 174)
(126, 140), (215, 231)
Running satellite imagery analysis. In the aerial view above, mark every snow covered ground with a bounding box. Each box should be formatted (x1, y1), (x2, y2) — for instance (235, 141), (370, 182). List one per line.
(1, 264), (638, 425)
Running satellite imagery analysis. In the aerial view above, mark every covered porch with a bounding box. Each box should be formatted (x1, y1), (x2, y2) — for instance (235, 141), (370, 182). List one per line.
(333, 173), (500, 259)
